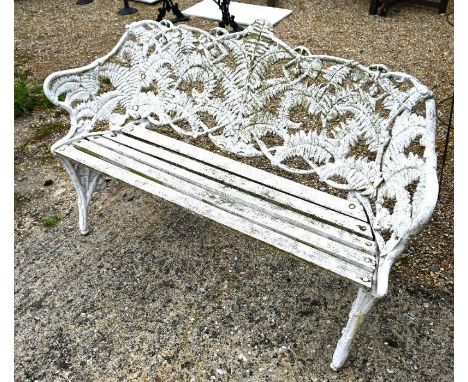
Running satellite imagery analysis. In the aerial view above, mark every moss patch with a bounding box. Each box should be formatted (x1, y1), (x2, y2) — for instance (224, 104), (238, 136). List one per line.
(32, 122), (68, 143)
(41, 215), (60, 228)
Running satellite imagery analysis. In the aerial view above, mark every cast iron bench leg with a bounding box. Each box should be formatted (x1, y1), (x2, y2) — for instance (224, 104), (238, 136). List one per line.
(59, 156), (105, 235)
(330, 287), (377, 371)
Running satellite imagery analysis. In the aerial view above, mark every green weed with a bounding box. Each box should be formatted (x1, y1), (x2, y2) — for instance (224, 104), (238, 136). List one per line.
(14, 71), (54, 118)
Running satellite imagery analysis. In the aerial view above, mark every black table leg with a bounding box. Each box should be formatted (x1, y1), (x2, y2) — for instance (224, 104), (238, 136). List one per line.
(118, 0), (138, 15)
(156, 0), (190, 23)
(438, 95), (454, 191)
(369, 0), (381, 15)
(213, 0), (243, 33)
(439, 0), (449, 13)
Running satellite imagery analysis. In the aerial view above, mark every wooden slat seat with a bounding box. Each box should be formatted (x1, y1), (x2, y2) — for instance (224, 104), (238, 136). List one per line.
(58, 125), (377, 288)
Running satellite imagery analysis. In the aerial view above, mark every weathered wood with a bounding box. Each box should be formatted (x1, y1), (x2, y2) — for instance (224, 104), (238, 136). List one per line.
(57, 144), (374, 287)
(127, 127), (369, 223)
(75, 137), (377, 268)
(103, 132), (375, 242)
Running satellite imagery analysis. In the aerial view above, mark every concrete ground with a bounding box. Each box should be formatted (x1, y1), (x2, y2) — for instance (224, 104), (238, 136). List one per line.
(15, 0), (453, 381)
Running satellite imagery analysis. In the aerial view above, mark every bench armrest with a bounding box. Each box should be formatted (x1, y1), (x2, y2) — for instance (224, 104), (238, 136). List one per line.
(373, 97), (438, 244)
(43, 20), (170, 154)
(348, 94), (438, 297)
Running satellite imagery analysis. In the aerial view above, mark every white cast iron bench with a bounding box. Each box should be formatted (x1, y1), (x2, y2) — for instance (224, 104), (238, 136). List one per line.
(43, 19), (438, 370)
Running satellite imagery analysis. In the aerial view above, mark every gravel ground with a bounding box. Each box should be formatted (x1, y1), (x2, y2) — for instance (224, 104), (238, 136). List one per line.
(14, 0), (454, 381)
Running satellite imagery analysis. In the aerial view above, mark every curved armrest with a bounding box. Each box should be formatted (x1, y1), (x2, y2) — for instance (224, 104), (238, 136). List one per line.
(373, 96), (438, 247)
(351, 96), (438, 297)
(42, 20), (172, 154)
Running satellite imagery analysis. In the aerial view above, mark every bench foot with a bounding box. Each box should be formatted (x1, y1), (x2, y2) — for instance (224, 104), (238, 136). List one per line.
(330, 287), (376, 371)
(59, 156), (106, 235)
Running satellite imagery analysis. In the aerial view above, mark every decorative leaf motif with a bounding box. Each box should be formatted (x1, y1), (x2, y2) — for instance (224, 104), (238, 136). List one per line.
(322, 64), (353, 87)
(317, 157), (380, 191)
(271, 130), (334, 171)
(44, 19), (437, 247)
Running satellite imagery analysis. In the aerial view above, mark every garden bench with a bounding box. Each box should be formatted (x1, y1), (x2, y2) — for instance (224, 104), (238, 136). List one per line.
(43, 19), (438, 370)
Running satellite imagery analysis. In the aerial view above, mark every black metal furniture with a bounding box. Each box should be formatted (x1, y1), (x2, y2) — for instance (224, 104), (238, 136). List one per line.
(156, 0), (243, 32)
(118, 0), (138, 15)
(438, 94), (453, 190)
(213, 0), (243, 32)
(156, 0), (190, 23)
(369, 0), (449, 16)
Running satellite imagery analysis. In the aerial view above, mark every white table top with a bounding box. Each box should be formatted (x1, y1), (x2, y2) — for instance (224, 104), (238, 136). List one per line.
(182, 0), (292, 26)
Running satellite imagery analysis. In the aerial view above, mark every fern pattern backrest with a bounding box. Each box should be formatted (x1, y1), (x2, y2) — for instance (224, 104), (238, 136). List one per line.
(44, 19), (438, 252)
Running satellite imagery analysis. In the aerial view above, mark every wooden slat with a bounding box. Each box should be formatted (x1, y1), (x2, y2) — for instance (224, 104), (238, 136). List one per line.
(75, 138), (375, 271)
(58, 145), (373, 287)
(124, 127), (369, 222)
(111, 133), (372, 240)
(117, 130), (373, 239)
(94, 134), (376, 252)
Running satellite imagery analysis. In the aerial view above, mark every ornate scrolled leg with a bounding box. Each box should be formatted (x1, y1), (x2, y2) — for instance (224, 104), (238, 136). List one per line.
(330, 287), (377, 371)
(58, 156), (106, 235)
